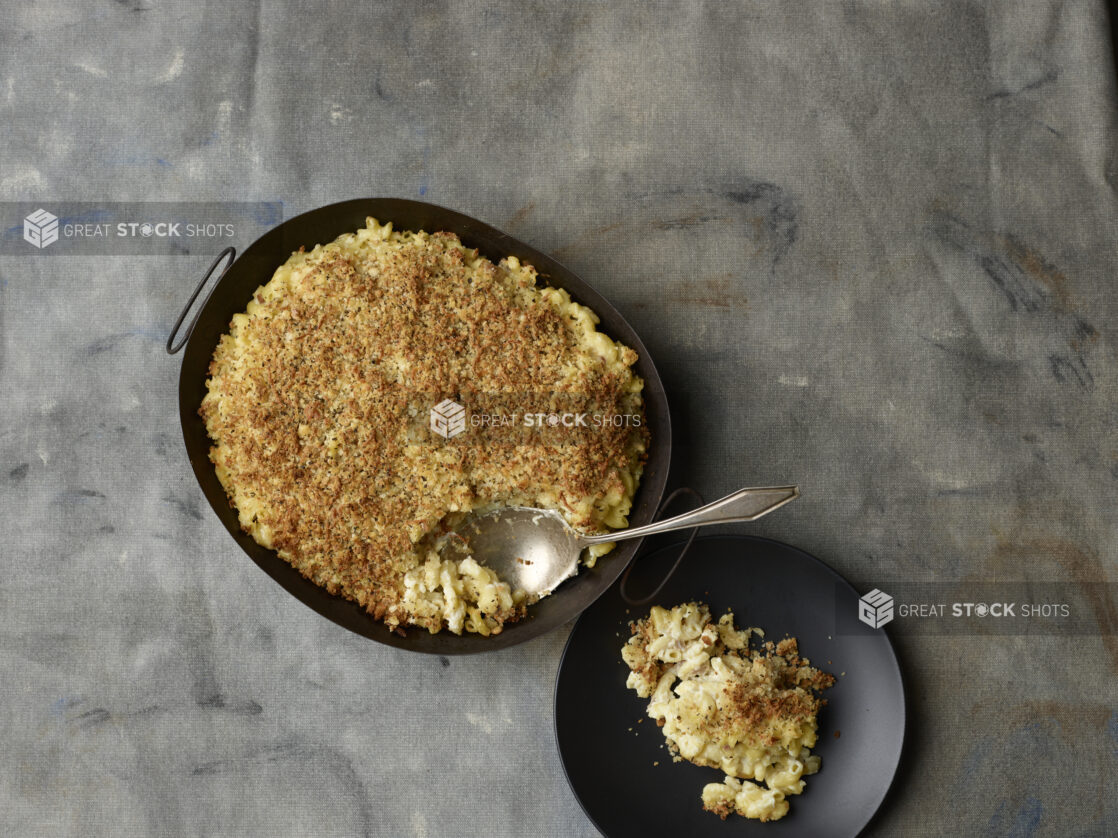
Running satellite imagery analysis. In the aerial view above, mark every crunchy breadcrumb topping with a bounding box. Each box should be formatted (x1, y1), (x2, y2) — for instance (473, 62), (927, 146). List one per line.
(200, 219), (647, 635)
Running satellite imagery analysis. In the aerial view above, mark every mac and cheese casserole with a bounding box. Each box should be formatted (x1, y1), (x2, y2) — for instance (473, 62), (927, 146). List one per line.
(201, 218), (648, 635)
(622, 602), (834, 822)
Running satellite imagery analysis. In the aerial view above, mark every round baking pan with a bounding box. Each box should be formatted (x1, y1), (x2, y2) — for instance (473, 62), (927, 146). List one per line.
(172, 198), (671, 654)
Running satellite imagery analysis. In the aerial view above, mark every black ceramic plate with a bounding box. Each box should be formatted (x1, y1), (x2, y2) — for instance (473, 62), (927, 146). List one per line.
(555, 535), (905, 837)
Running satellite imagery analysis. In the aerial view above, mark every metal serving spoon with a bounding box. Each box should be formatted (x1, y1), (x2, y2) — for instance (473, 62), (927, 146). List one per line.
(443, 485), (799, 597)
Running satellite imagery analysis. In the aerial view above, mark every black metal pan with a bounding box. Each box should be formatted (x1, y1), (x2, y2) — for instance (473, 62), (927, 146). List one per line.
(168, 198), (671, 654)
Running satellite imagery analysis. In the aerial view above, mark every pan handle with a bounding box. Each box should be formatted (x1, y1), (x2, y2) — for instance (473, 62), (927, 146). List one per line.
(166, 246), (236, 355)
(619, 486), (704, 607)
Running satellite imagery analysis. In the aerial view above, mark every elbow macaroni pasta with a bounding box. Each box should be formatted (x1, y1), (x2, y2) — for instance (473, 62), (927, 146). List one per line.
(401, 554), (526, 636)
(622, 602), (834, 822)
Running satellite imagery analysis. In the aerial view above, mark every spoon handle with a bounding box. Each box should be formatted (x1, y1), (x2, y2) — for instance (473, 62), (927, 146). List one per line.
(579, 485), (799, 545)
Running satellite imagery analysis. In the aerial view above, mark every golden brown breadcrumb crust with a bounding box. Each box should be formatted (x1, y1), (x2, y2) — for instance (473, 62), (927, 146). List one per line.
(200, 224), (647, 632)
(626, 615), (834, 752)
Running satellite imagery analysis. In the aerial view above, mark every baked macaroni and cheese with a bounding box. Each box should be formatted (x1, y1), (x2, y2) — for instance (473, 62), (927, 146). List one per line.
(201, 218), (647, 636)
(622, 602), (834, 822)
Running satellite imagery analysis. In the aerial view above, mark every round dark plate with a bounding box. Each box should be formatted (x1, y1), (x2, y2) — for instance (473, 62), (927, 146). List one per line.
(174, 199), (670, 654)
(555, 535), (905, 838)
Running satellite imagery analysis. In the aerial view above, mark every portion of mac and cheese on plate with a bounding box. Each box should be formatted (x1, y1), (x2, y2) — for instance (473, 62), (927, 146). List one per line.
(622, 602), (834, 822)
(201, 218), (648, 635)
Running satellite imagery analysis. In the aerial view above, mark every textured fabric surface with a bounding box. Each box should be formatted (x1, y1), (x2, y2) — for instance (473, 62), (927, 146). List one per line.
(2, 2), (1117, 836)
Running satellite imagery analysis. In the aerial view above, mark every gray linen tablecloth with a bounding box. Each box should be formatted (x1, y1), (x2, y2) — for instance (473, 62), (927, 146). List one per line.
(2, 2), (1116, 836)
